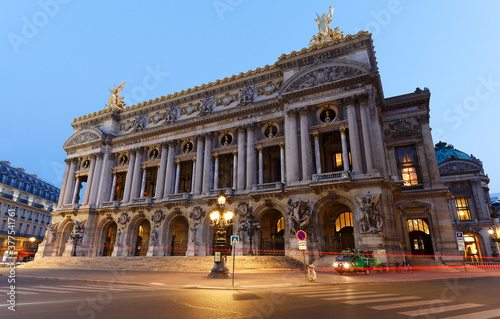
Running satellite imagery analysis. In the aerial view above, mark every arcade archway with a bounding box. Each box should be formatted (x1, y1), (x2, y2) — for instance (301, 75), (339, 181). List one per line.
(259, 209), (285, 256)
(169, 216), (189, 256)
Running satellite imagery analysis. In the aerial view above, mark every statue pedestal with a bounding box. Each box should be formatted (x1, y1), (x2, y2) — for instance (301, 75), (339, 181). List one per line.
(35, 244), (53, 260)
(186, 243), (196, 256)
(360, 233), (385, 251)
(61, 243), (76, 257)
(288, 238), (310, 265)
(146, 245), (157, 256)
(112, 245), (127, 257)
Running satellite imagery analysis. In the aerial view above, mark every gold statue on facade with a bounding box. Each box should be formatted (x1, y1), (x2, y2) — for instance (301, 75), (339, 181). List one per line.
(105, 81), (126, 111)
(309, 6), (344, 47)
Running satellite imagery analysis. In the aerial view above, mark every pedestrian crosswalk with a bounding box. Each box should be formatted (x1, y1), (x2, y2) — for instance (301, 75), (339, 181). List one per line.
(0, 283), (153, 296)
(283, 286), (500, 318)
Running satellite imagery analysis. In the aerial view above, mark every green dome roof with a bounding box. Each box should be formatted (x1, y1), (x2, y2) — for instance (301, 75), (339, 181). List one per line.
(434, 142), (472, 164)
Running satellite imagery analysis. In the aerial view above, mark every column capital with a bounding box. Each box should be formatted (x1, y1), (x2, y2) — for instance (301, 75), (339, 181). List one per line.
(192, 157), (196, 163)
(246, 124), (256, 131)
(279, 143), (285, 149)
(64, 158), (72, 164)
(175, 161), (180, 166)
(257, 146), (263, 152)
(160, 141), (169, 148)
(237, 125), (247, 133)
(286, 109), (298, 118)
(214, 154), (219, 159)
(297, 106), (308, 114)
(339, 127), (347, 134)
(356, 92), (369, 103)
(417, 114), (430, 124)
(344, 95), (355, 106)
(313, 132), (319, 139)
(233, 150), (238, 156)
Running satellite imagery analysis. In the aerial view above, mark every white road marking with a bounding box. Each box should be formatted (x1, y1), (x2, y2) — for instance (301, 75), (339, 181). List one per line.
(442, 309), (500, 319)
(371, 299), (449, 310)
(399, 303), (484, 317)
(0, 288), (39, 295)
(344, 296), (420, 304)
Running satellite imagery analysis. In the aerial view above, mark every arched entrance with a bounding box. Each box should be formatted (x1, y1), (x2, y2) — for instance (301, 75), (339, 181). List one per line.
(322, 205), (355, 254)
(464, 233), (482, 262)
(57, 222), (74, 256)
(259, 209), (285, 256)
(407, 219), (434, 256)
(130, 219), (150, 256)
(169, 216), (188, 256)
(101, 222), (117, 256)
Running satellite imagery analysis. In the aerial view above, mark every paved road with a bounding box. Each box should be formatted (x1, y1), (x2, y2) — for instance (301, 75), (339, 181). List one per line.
(2, 276), (500, 319)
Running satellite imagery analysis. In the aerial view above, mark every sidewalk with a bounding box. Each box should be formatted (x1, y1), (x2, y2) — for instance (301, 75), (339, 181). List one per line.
(2, 266), (500, 290)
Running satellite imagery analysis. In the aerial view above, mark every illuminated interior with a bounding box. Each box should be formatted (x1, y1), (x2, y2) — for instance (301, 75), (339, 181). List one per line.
(335, 212), (353, 232)
(455, 197), (471, 220)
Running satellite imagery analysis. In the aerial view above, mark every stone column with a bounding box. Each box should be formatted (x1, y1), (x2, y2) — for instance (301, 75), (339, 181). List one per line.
(280, 143), (286, 183)
(140, 169), (147, 198)
(345, 96), (363, 174)
(213, 154), (219, 190)
(57, 160), (71, 208)
(194, 136), (204, 195)
(471, 178), (490, 220)
(156, 143), (168, 199)
(246, 126), (256, 190)
(285, 110), (300, 183)
(63, 159), (78, 205)
(82, 155), (96, 206)
(174, 161), (181, 194)
(191, 158), (196, 193)
(71, 176), (80, 204)
(313, 133), (321, 175)
(418, 115), (442, 186)
(122, 150), (136, 203)
(109, 174), (117, 201)
(130, 149), (143, 201)
(237, 127), (246, 191)
(232, 151), (237, 190)
(202, 134), (213, 195)
(258, 147), (263, 185)
(340, 128), (350, 172)
(358, 93), (374, 171)
(88, 153), (104, 207)
(163, 142), (176, 197)
(299, 108), (313, 181)
(96, 152), (114, 206)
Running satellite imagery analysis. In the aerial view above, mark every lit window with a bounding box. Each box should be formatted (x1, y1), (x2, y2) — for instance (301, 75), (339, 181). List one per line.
(407, 219), (430, 234)
(395, 145), (420, 186)
(276, 217), (284, 234)
(455, 197), (471, 220)
(335, 212), (353, 232)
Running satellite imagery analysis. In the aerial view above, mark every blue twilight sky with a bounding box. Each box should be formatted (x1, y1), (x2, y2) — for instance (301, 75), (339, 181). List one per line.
(1, 1), (499, 192)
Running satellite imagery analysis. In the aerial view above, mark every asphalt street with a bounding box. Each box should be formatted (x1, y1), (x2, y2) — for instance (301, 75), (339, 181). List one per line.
(2, 276), (500, 318)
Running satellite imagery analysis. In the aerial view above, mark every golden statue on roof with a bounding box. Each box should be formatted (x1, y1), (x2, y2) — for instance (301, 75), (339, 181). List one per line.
(309, 6), (344, 47)
(105, 81), (126, 111)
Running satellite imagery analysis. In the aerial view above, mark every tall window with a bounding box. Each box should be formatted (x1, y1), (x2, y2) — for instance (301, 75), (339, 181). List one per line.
(144, 167), (158, 198)
(25, 225), (30, 235)
(455, 197), (471, 220)
(276, 217), (285, 234)
(395, 145), (420, 186)
(113, 172), (127, 201)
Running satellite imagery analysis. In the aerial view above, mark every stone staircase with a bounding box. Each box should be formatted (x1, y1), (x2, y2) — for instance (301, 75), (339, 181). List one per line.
(20, 256), (304, 272)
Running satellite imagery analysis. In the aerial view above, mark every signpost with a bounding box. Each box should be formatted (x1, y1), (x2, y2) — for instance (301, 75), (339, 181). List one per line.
(230, 235), (239, 288)
(297, 231), (307, 281)
(456, 232), (466, 273)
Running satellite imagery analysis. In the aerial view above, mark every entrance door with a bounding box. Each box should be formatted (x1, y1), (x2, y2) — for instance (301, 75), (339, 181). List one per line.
(259, 210), (285, 256)
(407, 219), (434, 256)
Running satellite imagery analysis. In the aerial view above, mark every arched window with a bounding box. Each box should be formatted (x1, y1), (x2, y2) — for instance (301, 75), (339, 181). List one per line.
(407, 219), (429, 234)
(335, 212), (353, 232)
(276, 217), (284, 234)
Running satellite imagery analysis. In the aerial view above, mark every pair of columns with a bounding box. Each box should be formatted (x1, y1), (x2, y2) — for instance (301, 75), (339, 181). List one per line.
(285, 108), (313, 183)
(313, 128), (350, 174)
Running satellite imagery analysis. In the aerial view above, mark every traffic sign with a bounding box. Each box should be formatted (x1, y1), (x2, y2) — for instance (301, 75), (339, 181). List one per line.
(298, 240), (307, 250)
(231, 235), (239, 246)
(456, 232), (465, 251)
(297, 230), (307, 241)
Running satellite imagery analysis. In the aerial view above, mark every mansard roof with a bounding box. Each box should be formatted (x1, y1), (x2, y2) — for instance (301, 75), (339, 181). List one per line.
(0, 160), (60, 203)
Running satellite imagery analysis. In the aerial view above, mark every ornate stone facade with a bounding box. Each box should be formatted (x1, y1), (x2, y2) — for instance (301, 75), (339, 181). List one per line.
(45, 31), (485, 266)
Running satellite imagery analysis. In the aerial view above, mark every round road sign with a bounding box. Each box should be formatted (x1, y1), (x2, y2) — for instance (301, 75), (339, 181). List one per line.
(297, 230), (307, 241)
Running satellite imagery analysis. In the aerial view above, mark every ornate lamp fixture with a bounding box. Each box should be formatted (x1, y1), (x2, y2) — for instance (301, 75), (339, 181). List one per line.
(208, 194), (234, 278)
(238, 213), (261, 256)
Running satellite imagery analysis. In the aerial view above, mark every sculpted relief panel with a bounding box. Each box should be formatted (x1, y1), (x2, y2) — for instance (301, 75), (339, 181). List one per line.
(284, 66), (363, 94)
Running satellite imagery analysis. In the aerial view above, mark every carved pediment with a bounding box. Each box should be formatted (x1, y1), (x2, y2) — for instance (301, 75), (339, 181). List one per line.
(64, 128), (103, 149)
(439, 160), (482, 175)
(384, 119), (421, 141)
(282, 64), (365, 94)
(397, 200), (431, 213)
(455, 223), (483, 234)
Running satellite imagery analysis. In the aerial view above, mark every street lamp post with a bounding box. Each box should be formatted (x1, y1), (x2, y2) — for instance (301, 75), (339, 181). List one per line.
(238, 212), (260, 256)
(208, 194), (233, 279)
(70, 222), (85, 257)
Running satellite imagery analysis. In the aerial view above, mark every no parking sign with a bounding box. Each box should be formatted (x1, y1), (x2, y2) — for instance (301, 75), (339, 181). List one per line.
(297, 230), (307, 241)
